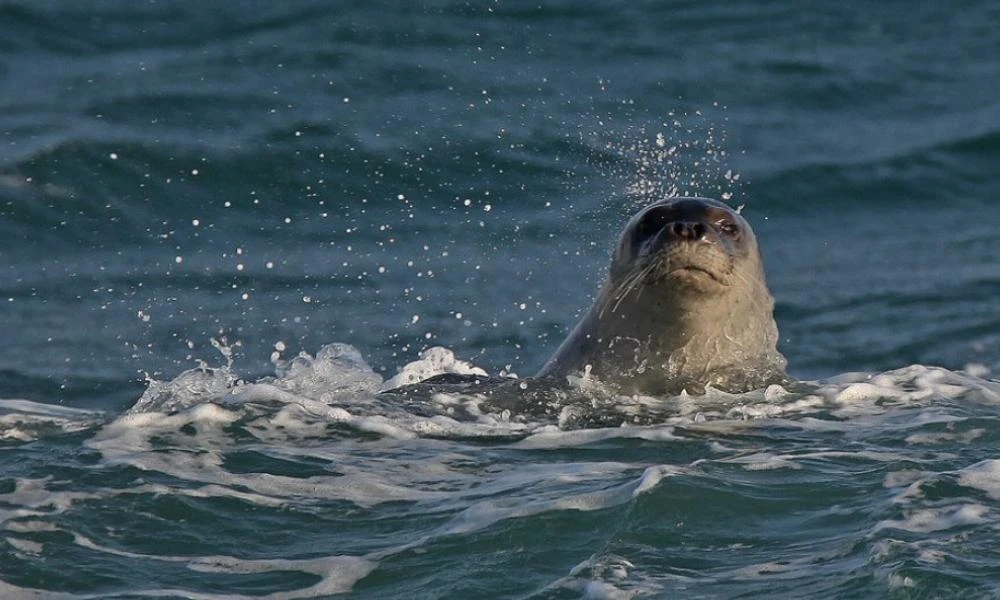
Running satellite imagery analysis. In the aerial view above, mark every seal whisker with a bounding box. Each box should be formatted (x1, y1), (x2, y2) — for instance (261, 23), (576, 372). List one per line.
(726, 266), (769, 314)
(612, 262), (656, 313)
(601, 261), (656, 317)
(598, 264), (644, 318)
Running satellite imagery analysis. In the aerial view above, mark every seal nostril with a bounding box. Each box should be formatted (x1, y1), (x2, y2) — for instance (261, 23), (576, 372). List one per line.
(670, 221), (706, 240)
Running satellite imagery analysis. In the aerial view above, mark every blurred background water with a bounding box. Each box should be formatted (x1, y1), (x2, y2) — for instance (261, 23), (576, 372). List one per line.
(2, 1), (1000, 598)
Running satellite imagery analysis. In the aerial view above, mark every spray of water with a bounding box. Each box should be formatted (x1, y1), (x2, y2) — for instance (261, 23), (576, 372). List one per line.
(580, 104), (745, 215)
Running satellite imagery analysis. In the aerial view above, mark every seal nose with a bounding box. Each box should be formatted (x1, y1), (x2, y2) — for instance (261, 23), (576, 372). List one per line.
(669, 220), (707, 241)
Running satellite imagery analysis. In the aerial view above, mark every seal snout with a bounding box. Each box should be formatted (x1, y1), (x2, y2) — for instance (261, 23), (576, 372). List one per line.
(669, 220), (708, 242)
(614, 196), (754, 288)
(633, 198), (729, 252)
(647, 214), (726, 257)
(647, 212), (735, 288)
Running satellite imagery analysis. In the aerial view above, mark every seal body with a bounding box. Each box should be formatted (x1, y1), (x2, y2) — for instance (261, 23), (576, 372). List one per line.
(538, 197), (787, 396)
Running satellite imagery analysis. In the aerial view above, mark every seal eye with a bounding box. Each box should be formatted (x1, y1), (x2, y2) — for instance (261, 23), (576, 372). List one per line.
(717, 220), (740, 237)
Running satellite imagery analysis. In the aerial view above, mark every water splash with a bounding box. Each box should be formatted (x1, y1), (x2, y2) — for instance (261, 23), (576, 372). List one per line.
(583, 105), (744, 213)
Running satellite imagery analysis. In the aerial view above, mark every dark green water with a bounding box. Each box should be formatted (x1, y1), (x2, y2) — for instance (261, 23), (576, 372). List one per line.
(2, 1), (1000, 597)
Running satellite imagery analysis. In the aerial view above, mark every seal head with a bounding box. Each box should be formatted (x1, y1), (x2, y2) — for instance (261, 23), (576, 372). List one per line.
(538, 197), (787, 396)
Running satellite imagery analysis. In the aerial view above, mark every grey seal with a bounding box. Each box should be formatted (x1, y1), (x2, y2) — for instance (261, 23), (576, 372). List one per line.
(537, 196), (787, 396)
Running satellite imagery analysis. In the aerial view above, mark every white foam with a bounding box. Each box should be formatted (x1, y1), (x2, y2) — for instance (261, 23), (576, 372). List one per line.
(723, 452), (803, 471)
(956, 459), (1000, 500)
(190, 555), (377, 597)
(812, 366), (963, 416)
(0, 398), (104, 441)
(875, 503), (989, 533)
(436, 464), (678, 536)
(68, 354), (1000, 539)
(68, 530), (377, 599)
(916, 548), (949, 563)
(513, 425), (680, 450)
(905, 428), (985, 445)
(128, 366), (240, 415)
(883, 469), (929, 489)
(723, 394), (825, 419)
(544, 553), (663, 599)
(0, 479), (100, 527)
(5, 536), (43, 556)
(380, 346), (488, 391)
(119, 343), (1000, 446)
(886, 573), (917, 590)
(407, 413), (530, 438)
(85, 406), (449, 508)
(7, 354), (1000, 597)
(0, 399), (100, 419)
(0, 580), (79, 599)
(633, 465), (677, 495)
(128, 343), (384, 417)
(274, 343), (384, 399)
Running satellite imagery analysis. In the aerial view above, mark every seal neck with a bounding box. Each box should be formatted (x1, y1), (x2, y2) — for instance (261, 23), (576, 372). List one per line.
(573, 278), (786, 395)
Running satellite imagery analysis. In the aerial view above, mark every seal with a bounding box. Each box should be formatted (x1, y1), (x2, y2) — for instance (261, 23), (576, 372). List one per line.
(537, 196), (787, 396)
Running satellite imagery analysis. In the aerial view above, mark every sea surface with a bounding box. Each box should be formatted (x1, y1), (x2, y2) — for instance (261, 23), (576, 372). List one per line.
(2, 1), (1000, 598)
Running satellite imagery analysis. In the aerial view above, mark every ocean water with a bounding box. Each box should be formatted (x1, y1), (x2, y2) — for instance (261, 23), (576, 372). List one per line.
(2, 1), (1000, 598)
